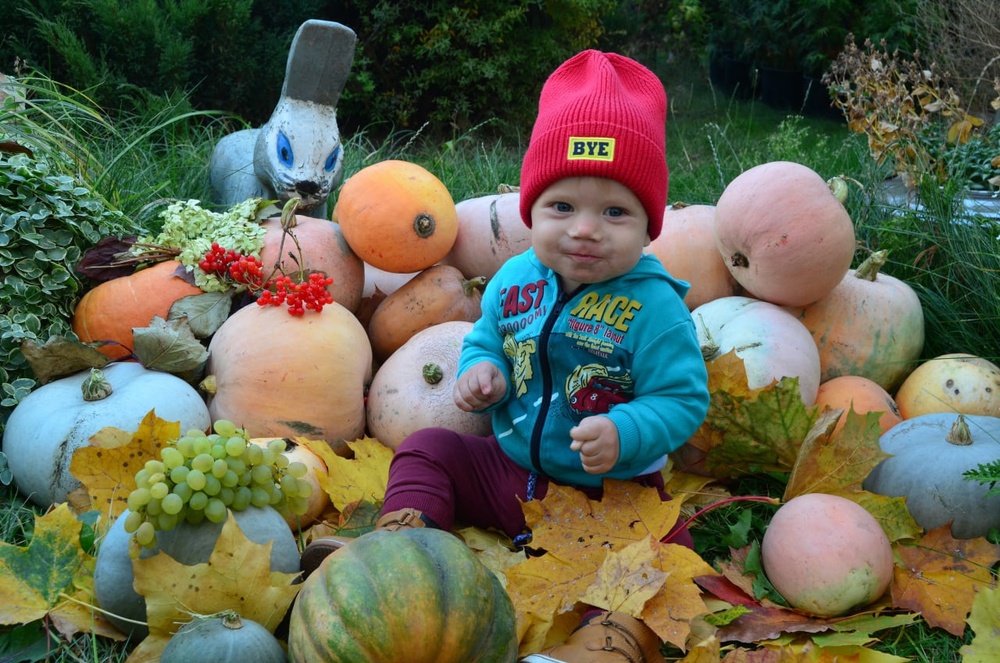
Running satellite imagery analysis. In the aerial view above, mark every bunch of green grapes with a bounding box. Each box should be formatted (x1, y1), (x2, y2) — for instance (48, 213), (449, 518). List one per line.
(122, 419), (314, 549)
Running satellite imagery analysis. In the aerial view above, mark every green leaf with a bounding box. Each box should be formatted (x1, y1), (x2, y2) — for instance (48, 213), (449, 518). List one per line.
(19, 336), (110, 385)
(168, 290), (234, 339)
(132, 315), (209, 379)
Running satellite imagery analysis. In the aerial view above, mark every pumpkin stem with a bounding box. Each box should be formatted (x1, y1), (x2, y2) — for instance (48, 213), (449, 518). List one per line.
(219, 610), (245, 630)
(413, 213), (436, 239)
(946, 414), (974, 446)
(280, 197), (301, 230)
(422, 363), (444, 385)
(697, 316), (721, 361)
(853, 250), (888, 282)
(199, 374), (218, 396)
(827, 175), (850, 204)
(462, 276), (487, 296)
(81, 367), (113, 401)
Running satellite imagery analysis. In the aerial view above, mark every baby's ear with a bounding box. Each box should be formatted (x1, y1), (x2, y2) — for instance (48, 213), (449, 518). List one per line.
(280, 20), (357, 108)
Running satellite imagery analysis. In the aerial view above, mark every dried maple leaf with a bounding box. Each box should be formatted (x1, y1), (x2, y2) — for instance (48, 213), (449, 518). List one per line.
(127, 512), (300, 661)
(890, 525), (1000, 636)
(299, 436), (392, 511)
(505, 480), (714, 653)
(69, 410), (180, 519)
(959, 585), (1000, 662)
(0, 505), (92, 628)
(783, 409), (885, 498)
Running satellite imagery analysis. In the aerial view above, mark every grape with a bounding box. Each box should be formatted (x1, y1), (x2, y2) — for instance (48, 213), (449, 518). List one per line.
(274, 454), (290, 469)
(214, 419), (239, 437)
(267, 438), (287, 455)
(134, 521), (156, 547)
(225, 436), (247, 457)
(203, 475), (222, 496)
(127, 488), (152, 511)
(173, 481), (194, 502)
(227, 457), (246, 474)
(232, 486), (252, 511)
(170, 465), (190, 484)
(205, 499), (227, 523)
(192, 437), (212, 456)
(123, 510), (144, 533)
(211, 458), (229, 479)
(189, 491), (209, 512)
(296, 478), (314, 498)
(144, 459), (165, 475)
(161, 493), (184, 515)
(149, 482), (170, 500)
(250, 487), (271, 508)
(286, 461), (308, 479)
(161, 447), (185, 469)
(175, 436), (196, 458)
(280, 474), (298, 497)
(191, 453), (214, 473)
(251, 464), (273, 485)
(245, 444), (263, 465)
(186, 469), (207, 491)
(221, 470), (240, 488)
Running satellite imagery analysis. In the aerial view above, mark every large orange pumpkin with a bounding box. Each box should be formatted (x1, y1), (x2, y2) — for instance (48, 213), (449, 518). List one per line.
(258, 214), (365, 313)
(441, 191), (531, 281)
(646, 203), (739, 310)
(72, 260), (203, 359)
(714, 161), (856, 307)
(785, 250), (924, 394)
(367, 264), (484, 363)
(203, 302), (371, 455)
(333, 160), (459, 274)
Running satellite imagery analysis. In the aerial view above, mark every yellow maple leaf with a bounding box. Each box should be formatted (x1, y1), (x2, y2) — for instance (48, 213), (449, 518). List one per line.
(69, 410), (181, 519)
(959, 585), (1000, 662)
(0, 504), (90, 626)
(579, 535), (668, 615)
(783, 409), (885, 498)
(643, 541), (718, 650)
(128, 512), (300, 660)
(891, 525), (1000, 636)
(299, 436), (392, 511)
(505, 480), (712, 654)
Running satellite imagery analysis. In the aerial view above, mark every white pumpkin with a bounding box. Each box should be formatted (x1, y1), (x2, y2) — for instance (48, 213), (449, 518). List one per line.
(692, 295), (822, 405)
(2, 362), (211, 507)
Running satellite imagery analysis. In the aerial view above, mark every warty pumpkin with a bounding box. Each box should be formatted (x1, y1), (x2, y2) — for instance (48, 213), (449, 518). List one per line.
(203, 301), (371, 454)
(893, 353), (1000, 419)
(259, 213), (364, 313)
(287, 528), (518, 662)
(714, 161), (856, 307)
(785, 250), (924, 394)
(441, 191), (531, 281)
(366, 264), (484, 363)
(72, 260), (203, 359)
(333, 160), (459, 273)
(646, 203), (739, 310)
(366, 321), (491, 450)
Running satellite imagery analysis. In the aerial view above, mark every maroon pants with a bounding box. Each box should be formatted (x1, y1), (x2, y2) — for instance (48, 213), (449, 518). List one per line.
(382, 427), (694, 549)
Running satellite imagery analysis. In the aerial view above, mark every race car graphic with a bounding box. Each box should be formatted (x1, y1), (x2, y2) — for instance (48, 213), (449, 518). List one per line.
(566, 364), (633, 415)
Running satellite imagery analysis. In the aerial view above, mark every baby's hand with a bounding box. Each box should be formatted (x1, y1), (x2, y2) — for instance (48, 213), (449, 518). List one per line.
(454, 361), (507, 412)
(569, 416), (620, 474)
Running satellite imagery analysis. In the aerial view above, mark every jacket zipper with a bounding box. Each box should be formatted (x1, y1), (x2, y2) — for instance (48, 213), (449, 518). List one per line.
(529, 286), (577, 475)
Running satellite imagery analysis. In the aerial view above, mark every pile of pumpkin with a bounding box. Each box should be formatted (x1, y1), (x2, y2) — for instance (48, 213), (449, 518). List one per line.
(4, 157), (1000, 659)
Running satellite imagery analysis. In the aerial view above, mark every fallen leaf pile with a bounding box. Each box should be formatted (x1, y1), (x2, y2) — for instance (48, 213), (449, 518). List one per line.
(1, 350), (997, 662)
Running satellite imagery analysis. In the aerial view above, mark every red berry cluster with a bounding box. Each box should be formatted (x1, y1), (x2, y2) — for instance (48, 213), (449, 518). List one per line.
(198, 243), (334, 316)
(257, 273), (334, 316)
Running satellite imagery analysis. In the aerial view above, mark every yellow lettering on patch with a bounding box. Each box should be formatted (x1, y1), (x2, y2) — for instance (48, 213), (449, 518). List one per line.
(567, 137), (615, 162)
(568, 292), (642, 332)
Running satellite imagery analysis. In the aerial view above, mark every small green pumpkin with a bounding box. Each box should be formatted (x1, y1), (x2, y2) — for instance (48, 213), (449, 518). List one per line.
(863, 412), (1000, 539)
(287, 528), (518, 662)
(161, 611), (287, 663)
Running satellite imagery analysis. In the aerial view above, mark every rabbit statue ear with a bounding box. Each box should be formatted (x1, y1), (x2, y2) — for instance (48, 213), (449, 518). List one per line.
(281, 20), (356, 108)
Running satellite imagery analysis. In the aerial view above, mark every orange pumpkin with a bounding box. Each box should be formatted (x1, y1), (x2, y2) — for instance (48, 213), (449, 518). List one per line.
(367, 264), (484, 363)
(441, 191), (531, 281)
(259, 214), (365, 313)
(366, 321), (491, 450)
(72, 260), (202, 359)
(785, 250), (924, 394)
(714, 161), (856, 307)
(355, 263), (422, 329)
(894, 353), (1000, 419)
(333, 160), (459, 274)
(203, 302), (371, 454)
(646, 203), (739, 310)
(814, 375), (903, 436)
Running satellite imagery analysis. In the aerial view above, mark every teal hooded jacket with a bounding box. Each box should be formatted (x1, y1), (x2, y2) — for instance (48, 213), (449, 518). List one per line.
(458, 248), (710, 488)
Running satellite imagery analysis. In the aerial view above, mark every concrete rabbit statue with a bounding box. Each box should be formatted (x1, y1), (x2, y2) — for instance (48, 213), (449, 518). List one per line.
(209, 20), (356, 213)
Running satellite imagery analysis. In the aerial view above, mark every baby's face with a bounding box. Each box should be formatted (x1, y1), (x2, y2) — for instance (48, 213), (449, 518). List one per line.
(530, 177), (650, 291)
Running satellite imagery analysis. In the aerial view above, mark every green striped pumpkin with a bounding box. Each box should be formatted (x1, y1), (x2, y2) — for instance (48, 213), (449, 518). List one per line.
(288, 528), (518, 662)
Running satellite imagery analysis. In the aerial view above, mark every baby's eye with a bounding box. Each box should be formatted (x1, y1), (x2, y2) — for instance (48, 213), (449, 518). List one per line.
(606, 206), (625, 217)
(554, 201), (573, 213)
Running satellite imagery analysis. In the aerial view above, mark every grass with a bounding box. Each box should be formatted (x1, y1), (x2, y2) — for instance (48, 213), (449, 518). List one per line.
(2, 56), (995, 661)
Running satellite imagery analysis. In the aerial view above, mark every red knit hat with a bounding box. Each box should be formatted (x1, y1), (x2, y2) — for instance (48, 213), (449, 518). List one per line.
(519, 50), (668, 239)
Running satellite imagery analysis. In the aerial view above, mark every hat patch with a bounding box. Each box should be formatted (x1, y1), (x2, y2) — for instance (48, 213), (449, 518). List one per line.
(567, 137), (615, 162)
